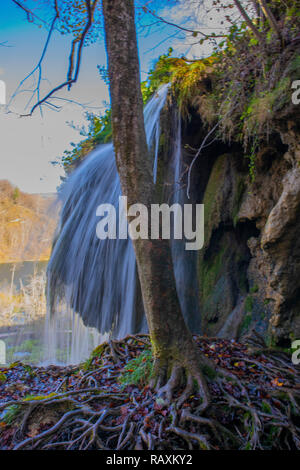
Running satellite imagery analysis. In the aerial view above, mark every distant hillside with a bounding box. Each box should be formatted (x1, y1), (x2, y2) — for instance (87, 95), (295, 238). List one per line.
(0, 180), (59, 263)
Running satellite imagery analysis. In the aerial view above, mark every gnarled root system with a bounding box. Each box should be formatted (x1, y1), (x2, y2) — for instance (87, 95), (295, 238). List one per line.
(0, 335), (299, 450)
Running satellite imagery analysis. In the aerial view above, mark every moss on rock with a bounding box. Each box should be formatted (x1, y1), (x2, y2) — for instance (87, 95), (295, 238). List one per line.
(198, 154), (252, 336)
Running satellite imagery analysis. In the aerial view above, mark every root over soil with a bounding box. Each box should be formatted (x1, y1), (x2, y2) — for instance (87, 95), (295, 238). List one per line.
(0, 334), (300, 450)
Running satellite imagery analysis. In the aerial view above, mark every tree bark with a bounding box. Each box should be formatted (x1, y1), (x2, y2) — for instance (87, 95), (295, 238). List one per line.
(233, 0), (264, 43)
(102, 0), (212, 400)
(257, 0), (282, 42)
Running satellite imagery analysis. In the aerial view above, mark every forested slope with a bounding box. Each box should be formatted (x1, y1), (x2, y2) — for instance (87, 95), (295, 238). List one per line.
(0, 180), (58, 263)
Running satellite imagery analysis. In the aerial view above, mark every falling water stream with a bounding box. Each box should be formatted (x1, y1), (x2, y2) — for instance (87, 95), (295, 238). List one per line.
(45, 85), (199, 364)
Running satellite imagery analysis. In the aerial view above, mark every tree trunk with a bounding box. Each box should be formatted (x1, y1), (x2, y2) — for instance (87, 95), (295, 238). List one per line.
(233, 0), (264, 43)
(102, 0), (212, 404)
(257, 0), (282, 42)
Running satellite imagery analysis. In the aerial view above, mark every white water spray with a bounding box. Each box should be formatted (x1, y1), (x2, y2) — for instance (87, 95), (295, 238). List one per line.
(45, 84), (199, 364)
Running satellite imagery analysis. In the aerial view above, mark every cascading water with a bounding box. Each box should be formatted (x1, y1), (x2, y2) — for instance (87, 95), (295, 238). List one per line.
(170, 113), (201, 333)
(45, 84), (199, 364)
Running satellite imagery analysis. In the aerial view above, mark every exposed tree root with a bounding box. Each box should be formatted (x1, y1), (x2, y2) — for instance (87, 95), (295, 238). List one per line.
(0, 334), (299, 450)
(150, 359), (211, 414)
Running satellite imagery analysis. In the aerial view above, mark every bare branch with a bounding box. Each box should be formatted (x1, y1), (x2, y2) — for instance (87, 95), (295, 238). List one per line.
(8, 1), (60, 116)
(140, 4), (226, 39)
(257, 0), (282, 42)
(10, 0), (99, 117)
(26, 0), (99, 116)
(186, 103), (238, 199)
(233, 0), (264, 43)
(11, 0), (51, 27)
(0, 41), (12, 47)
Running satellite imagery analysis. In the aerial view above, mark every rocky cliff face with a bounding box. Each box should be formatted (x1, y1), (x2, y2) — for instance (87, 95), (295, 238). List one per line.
(180, 108), (300, 346)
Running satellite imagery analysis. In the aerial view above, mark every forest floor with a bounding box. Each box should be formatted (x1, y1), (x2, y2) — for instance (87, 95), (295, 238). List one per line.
(0, 334), (299, 450)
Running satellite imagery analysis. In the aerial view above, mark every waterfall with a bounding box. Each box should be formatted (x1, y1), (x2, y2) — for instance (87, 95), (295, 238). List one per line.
(170, 112), (201, 333)
(45, 84), (199, 364)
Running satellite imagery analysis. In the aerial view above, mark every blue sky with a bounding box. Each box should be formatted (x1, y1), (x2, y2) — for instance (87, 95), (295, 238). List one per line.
(0, 0), (220, 193)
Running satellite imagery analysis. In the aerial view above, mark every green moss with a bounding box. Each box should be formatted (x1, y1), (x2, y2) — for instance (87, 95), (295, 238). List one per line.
(261, 401), (272, 414)
(23, 364), (36, 378)
(199, 159), (250, 329)
(23, 392), (58, 401)
(198, 156), (229, 307)
(287, 54), (300, 78)
(119, 350), (153, 388)
(244, 441), (252, 450)
(91, 343), (106, 358)
(233, 178), (245, 227)
(0, 372), (7, 383)
(250, 285), (259, 294)
(266, 334), (276, 348)
(1, 404), (21, 425)
(83, 343), (106, 370)
(200, 246), (226, 305)
(202, 155), (227, 244)
(240, 313), (252, 334)
(242, 78), (290, 140)
(264, 425), (280, 448)
(199, 441), (210, 450)
(245, 295), (254, 313)
(202, 364), (217, 380)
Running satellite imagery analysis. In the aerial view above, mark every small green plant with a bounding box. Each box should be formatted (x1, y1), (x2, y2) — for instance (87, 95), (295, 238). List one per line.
(0, 372), (7, 383)
(261, 401), (272, 414)
(250, 285), (259, 294)
(82, 343), (106, 370)
(202, 364), (217, 380)
(1, 404), (21, 425)
(23, 364), (36, 378)
(245, 295), (254, 313)
(240, 313), (252, 333)
(244, 441), (252, 450)
(119, 350), (153, 388)
(264, 425), (280, 448)
(12, 187), (20, 203)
